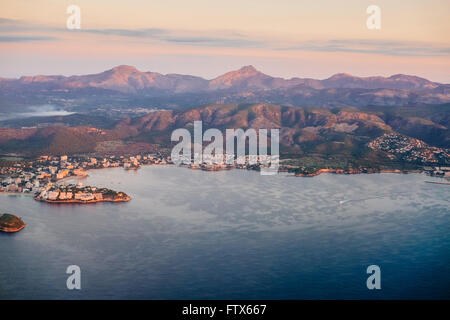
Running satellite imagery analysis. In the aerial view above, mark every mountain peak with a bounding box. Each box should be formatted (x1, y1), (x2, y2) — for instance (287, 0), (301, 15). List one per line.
(111, 65), (139, 73)
(4, 66), (445, 100)
(208, 65), (268, 89)
(389, 74), (424, 81)
(328, 73), (354, 79)
(237, 65), (259, 73)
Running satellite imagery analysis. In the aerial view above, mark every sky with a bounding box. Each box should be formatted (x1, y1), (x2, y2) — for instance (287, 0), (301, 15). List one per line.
(0, 0), (449, 82)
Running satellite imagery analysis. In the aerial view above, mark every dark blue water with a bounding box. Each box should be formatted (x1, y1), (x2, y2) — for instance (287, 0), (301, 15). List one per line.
(1, 166), (449, 299)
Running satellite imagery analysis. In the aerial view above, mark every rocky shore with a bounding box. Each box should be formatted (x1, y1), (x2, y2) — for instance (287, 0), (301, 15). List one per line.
(0, 213), (26, 233)
(34, 184), (131, 204)
(34, 195), (131, 204)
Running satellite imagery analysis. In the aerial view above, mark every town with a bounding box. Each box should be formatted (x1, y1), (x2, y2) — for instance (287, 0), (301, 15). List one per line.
(0, 153), (277, 197)
(0, 153), (169, 196)
(1, 141), (449, 198)
(368, 133), (449, 165)
(35, 184), (130, 203)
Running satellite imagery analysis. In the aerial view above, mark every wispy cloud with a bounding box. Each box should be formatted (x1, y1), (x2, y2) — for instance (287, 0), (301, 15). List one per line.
(1, 17), (449, 55)
(0, 17), (55, 32)
(79, 27), (263, 48)
(80, 28), (166, 38)
(0, 17), (59, 42)
(0, 19), (262, 48)
(164, 36), (263, 48)
(279, 39), (450, 57)
(0, 35), (58, 42)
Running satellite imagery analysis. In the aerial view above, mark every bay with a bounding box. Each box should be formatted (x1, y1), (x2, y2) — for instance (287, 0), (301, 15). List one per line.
(0, 166), (449, 299)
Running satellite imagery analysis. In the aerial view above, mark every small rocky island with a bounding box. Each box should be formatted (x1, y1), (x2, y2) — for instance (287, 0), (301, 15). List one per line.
(0, 213), (26, 233)
(34, 184), (131, 204)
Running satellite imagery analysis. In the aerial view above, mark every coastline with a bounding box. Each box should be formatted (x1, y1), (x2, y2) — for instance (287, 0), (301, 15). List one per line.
(425, 181), (450, 186)
(2, 157), (448, 203)
(34, 196), (131, 204)
(0, 191), (34, 196)
(0, 213), (26, 233)
(0, 223), (26, 233)
(293, 168), (421, 177)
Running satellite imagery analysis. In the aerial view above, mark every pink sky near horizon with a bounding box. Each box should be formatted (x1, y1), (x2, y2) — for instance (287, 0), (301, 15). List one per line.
(0, 0), (449, 82)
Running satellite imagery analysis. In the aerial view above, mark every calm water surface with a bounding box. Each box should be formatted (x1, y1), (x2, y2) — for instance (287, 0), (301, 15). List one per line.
(0, 166), (449, 299)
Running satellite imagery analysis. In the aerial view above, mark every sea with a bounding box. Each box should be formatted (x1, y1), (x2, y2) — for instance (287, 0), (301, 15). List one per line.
(0, 166), (449, 299)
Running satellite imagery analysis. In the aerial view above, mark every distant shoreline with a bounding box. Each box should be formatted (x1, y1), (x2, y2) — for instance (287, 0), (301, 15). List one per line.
(56, 163), (444, 180)
(293, 168), (419, 177)
(425, 181), (450, 185)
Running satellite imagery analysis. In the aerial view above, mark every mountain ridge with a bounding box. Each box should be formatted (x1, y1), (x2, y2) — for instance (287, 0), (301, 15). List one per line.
(1, 65), (445, 92)
(1, 103), (448, 157)
(1, 65), (449, 110)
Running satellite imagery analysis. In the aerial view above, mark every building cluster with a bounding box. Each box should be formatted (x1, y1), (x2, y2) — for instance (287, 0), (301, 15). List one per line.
(368, 133), (449, 164)
(185, 153), (278, 171)
(0, 153), (170, 194)
(35, 183), (128, 202)
(0, 151), (284, 194)
(423, 166), (450, 178)
(37, 183), (105, 201)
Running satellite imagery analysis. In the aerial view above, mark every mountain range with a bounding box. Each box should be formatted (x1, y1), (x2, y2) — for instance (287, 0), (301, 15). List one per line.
(1, 65), (449, 111)
(1, 103), (448, 161)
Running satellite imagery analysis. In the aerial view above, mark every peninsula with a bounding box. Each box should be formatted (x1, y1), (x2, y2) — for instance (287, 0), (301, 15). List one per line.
(34, 184), (131, 204)
(0, 213), (26, 232)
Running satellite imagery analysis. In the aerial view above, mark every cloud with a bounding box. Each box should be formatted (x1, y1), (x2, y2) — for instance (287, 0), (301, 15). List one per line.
(80, 28), (263, 48)
(0, 18), (15, 23)
(0, 17), (448, 55)
(0, 35), (58, 42)
(0, 17), (59, 42)
(278, 39), (450, 57)
(0, 17), (51, 32)
(0, 18), (262, 48)
(164, 36), (263, 48)
(80, 28), (166, 38)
